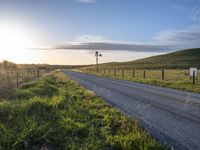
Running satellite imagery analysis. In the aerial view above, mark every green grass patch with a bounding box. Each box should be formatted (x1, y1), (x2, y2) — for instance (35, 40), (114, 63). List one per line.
(81, 69), (200, 94)
(90, 48), (200, 69)
(0, 72), (165, 150)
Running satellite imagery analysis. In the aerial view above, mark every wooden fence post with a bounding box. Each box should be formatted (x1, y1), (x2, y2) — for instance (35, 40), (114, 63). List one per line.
(143, 70), (146, 79)
(32, 68), (34, 80)
(122, 70), (124, 78)
(133, 70), (135, 78)
(34, 69), (36, 78)
(193, 70), (195, 84)
(40, 69), (43, 77)
(104, 69), (105, 74)
(114, 70), (116, 76)
(37, 68), (40, 78)
(162, 69), (165, 80)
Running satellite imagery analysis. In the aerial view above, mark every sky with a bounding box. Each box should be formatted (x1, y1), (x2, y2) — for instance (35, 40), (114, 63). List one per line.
(0, 0), (200, 65)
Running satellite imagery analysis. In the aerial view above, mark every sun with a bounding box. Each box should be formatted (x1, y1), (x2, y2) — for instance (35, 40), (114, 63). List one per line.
(0, 22), (37, 62)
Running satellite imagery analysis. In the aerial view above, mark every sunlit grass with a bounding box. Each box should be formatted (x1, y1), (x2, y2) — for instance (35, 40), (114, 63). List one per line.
(81, 69), (200, 93)
(0, 72), (165, 150)
(0, 69), (48, 98)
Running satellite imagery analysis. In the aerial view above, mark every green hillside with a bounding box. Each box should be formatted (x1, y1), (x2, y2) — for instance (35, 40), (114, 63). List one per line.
(98, 48), (200, 69)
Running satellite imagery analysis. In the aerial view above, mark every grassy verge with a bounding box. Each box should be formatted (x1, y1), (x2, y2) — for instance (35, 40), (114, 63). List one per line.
(79, 70), (200, 94)
(0, 68), (48, 98)
(0, 71), (165, 150)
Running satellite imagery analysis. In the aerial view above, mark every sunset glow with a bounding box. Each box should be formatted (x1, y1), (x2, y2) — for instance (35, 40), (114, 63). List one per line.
(0, 22), (38, 62)
(0, 0), (199, 65)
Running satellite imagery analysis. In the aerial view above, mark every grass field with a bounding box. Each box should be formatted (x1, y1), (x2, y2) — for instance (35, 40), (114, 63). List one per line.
(81, 48), (200, 93)
(86, 48), (200, 70)
(0, 71), (165, 150)
(81, 69), (200, 94)
(0, 68), (49, 98)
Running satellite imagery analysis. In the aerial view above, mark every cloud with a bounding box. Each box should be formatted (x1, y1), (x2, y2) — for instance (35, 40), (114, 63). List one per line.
(45, 35), (171, 52)
(71, 35), (111, 44)
(171, 4), (188, 12)
(34, 24), (200, 53)
(172, 0), (200, 21)
(153, 25), (200, 49)
(52, 42), (171, 52)
(70, 35), (136, 45)
(77, 0), (96, 3)
(191, 2), (200, 21)
(52, 25), (200, 51)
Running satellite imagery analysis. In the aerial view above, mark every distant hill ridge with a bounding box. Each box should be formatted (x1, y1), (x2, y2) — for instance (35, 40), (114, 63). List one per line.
(98, 48), (200, 69)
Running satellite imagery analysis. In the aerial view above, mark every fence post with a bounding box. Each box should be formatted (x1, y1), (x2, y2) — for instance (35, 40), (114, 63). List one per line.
(34, 69), (36, 78)
(133, 70), (135, 78)
(193, 70), (195, 84)
(32, 68), (34, 80)
(143, 70), (146, 79)
(41, 69), (43, 77)
(104, 69), (105, 74)
(37, 68), (40, 78)
(122, 70), (124, 78)
(162, 69), (165, 80)
(114, 70), (116, 76)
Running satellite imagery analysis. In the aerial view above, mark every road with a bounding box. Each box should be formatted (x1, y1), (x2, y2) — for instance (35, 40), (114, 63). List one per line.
(65, 70), (200, 150)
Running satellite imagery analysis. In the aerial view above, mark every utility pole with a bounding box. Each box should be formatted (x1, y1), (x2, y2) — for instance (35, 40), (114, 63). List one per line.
(95, 51), (102, 72)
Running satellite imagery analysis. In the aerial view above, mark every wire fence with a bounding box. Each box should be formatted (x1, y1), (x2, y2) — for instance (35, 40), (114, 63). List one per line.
(83, 69), (199, 84)
(0, 68), (52, 97)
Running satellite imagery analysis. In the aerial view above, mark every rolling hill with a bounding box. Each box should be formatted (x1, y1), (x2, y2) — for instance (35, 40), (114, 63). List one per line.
(96, 48), (200, 69)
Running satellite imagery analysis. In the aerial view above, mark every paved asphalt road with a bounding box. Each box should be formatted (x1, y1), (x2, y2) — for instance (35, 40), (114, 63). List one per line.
(65, 70), (200, 150)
